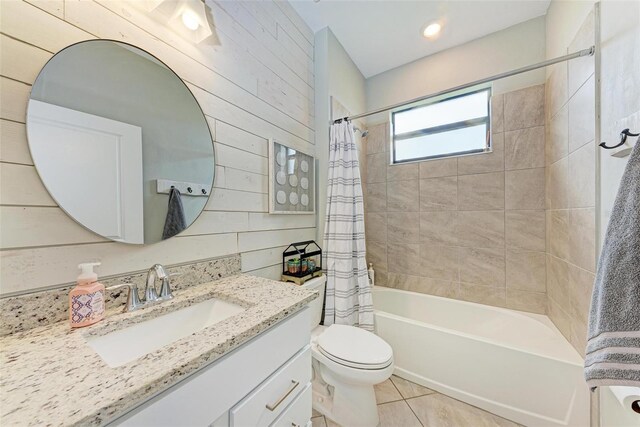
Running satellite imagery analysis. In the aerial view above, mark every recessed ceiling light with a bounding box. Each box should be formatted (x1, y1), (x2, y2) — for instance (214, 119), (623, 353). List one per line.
(423, 22), (442, 39)
(181, 9), (200, 31)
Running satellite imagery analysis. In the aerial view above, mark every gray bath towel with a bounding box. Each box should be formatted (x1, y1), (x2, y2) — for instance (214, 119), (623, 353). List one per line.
(585, 137), (640, 388)
(162, 187), (187, 240)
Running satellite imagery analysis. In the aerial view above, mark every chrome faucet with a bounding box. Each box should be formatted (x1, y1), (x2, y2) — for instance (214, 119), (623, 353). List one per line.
(109, 283), (144, 312)
(144, 264), (174, 303)
(109, 264), (175, 312)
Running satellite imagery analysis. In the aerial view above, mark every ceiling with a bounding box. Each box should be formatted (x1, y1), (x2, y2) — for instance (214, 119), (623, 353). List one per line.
(289, 0), (551, 78)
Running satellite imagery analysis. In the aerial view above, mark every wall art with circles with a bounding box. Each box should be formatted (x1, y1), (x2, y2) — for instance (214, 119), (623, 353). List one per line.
(268, 139), (315, 214)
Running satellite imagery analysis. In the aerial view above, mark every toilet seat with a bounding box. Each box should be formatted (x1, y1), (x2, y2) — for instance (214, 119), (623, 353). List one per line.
(316, 325), (393, 370)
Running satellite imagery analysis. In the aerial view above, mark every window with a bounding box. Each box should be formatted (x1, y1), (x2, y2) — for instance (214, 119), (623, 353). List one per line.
(390, 87), (491, 163)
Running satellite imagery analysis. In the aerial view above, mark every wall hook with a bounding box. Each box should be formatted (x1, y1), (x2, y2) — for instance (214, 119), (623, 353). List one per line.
(599, 128), (640, 149)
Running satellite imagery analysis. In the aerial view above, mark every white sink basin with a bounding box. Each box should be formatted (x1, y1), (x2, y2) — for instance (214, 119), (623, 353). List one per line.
(86, 298), (245, 367)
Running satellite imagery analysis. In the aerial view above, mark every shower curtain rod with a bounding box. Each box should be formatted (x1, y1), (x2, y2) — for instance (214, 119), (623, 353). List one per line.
(333, 46), (595, 124)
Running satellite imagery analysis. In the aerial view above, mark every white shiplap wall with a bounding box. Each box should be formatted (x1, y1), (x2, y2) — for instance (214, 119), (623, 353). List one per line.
(0, 0), (316, 295)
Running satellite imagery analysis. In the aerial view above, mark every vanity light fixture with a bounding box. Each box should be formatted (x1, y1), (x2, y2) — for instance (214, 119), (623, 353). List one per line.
(132, 0), (213, 44)
(181, 8), (200, 31)
(422, 22), (442, 39)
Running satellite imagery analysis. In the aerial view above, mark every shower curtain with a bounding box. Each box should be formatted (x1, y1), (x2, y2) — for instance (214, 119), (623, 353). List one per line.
(323, 121), (374, 331)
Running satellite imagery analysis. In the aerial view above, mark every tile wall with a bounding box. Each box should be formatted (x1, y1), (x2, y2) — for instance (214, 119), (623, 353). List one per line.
(545, 9), (596, 355)
(364, 84), (547, 313)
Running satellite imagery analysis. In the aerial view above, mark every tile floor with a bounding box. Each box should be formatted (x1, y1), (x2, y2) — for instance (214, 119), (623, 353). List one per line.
(310, 375), (521, 427)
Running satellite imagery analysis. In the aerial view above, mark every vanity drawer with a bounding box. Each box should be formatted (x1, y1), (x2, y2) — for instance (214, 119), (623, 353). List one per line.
(270, 383), (312, 427)
(230, 346), (311, 426)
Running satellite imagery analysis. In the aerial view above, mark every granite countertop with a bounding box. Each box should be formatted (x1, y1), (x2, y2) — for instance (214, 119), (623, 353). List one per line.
(0, 275), (317, 426)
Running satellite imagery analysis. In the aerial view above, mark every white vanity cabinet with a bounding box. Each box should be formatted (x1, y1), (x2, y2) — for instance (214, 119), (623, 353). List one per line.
(110, 308), (311, 427)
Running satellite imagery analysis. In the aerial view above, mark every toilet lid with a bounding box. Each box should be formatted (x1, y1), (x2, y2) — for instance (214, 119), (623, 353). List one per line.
(316, 325), (393, 369)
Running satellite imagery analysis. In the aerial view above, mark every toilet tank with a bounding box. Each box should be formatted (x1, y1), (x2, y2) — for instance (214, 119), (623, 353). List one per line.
(300, 275), (326, 330)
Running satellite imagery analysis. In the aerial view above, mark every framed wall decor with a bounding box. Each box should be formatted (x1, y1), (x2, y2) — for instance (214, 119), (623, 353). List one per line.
(268, 139), (315, 214)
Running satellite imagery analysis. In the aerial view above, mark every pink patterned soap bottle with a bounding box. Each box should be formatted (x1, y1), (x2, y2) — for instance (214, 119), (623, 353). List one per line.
(69, 262), (105, 328)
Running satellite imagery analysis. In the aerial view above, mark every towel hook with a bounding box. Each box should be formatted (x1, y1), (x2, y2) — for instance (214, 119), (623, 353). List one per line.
(599, 128), (639, 150)
(187, 187), (193, 193)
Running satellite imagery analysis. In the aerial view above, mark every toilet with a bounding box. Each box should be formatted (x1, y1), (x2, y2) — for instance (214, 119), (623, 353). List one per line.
(301, 276), (394, 427)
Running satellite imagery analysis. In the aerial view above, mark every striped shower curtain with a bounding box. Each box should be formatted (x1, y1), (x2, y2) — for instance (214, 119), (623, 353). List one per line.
(323, 121), (374, 331)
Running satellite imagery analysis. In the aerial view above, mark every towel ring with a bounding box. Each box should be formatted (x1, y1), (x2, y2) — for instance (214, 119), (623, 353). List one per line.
(599, 128), (639, 149)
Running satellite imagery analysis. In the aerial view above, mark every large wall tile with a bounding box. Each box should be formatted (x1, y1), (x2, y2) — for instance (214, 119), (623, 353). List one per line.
(506, 249), (546, 292)
(364, 182), (387, 212)
(366, 240), (387, 268)
(459, 282), (506, 307)
(505, 126), (545, 170)
(387, 179), (419, 212)
(504, 84), (545, 131)
(420, 211), (458, 246)
(545, 157), (569, 209)
(457, 172), (505, 210)
(420, 244), (459, 281)
(366, 153), (387, 183)
(505, 168), (545, 210)
(545, 62), (568, 121)
(506, 289), (546, 314)
(568, 75), (595, 153)
(567, 9), (595, 98)
(547, 297), (572, 340)
(568, 208), (596, 272)
(386, 272), (459, 298)
(366, 123), (388, 154)
(568, 263), (595, 328)
(456, 210), (505, 248)
(570, 321), (588, 358)
(457, 133), (504, 174)
(419, 158), (457, 178)
(546, 104), (568, 165)
(459, 247), (505, 287)
(491, 93), (504, 132)
(568, 142), (595, 208)
(387, 242), (421, 275)
(505, 210), (545, 251)
(419, 176), (457, 211)
(364, 84), (547, 314)
(547, 210), (570, 260)
(388, 162), (418, 182)
(546, 254), (570, 308)
(365, 212), (387, 243)
(388, 212), (420, 243)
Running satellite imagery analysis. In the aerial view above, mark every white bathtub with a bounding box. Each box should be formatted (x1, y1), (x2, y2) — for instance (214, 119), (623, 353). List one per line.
(373, 287), (589, 427)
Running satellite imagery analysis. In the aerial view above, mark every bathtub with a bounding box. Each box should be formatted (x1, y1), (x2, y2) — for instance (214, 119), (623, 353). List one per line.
(373, 287), (589, 427)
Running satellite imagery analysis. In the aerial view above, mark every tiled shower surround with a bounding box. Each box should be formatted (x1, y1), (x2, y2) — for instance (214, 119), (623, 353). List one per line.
(364, 84), (547, 314)
(544, 9), (596, 356)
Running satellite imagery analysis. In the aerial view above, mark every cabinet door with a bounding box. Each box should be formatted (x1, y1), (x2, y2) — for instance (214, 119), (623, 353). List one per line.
(230, 347), (311, 426)
(270, 383), (312, 427)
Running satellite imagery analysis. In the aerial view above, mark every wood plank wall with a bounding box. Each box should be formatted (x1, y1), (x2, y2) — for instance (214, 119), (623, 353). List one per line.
(0, 0), (316, 295)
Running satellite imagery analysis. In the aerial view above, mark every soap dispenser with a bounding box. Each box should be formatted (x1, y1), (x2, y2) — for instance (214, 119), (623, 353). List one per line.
(69, 262), (105, 328)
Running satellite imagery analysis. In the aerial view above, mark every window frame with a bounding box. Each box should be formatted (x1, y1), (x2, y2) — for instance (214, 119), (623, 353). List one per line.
(390, 86), (492, 165)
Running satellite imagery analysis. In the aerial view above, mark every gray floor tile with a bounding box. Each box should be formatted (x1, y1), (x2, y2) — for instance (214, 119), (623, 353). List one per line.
(406, 393), (520, 427)
(375, 378), (403, 404)
(311, 416), (327, 427)
(390, 375), (435, 399)
(378, 400), (423, 427)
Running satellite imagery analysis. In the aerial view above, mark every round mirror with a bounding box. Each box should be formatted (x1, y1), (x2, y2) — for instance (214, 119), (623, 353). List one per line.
(27, 40), (214, 245)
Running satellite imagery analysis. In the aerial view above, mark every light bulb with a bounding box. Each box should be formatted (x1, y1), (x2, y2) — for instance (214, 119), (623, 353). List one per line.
(423, 22), (442, 38)
(181, 9), (200, 31)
